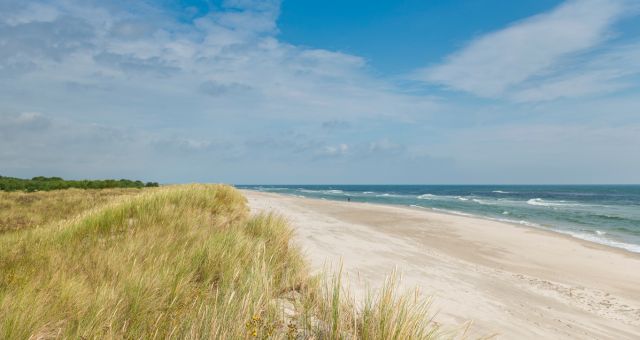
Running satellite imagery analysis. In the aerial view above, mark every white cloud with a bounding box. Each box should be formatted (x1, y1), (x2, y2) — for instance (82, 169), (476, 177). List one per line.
(3, 2), (59, 25)
(0, 112), (51, 134)
(0, 0), (443, 182)
(511, 42), (640, 102)
(0, 0), (437, 123)
(416, 0), (629, 98)
(318, 143), (349, 157)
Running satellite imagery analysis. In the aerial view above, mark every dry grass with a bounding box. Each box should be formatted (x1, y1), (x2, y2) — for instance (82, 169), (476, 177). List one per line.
(0, 188), (149, 232)
(307, 269), (442, 339)
(0, 184), (447, 339)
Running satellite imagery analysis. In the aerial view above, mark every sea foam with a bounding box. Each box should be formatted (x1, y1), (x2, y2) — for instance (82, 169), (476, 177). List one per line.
(526, 198), (584, 207)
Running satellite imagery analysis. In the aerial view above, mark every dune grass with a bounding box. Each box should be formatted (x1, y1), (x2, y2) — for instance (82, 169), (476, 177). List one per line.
(0, 188), (149, 233)
(314, 269), (441, 339)
(0, 184), (445, 339)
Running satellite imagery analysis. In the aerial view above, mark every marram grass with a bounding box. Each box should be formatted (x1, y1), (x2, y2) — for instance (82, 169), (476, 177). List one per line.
(0, 184), (450, 339)
(0, 188), (149, 233)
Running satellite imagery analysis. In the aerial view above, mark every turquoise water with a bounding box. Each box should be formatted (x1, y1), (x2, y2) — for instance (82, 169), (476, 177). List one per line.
(237, 185), (640, 253)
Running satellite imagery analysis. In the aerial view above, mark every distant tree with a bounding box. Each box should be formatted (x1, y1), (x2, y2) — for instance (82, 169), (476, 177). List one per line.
(31, 176), (64, 181)
(0, 176), (159, 192)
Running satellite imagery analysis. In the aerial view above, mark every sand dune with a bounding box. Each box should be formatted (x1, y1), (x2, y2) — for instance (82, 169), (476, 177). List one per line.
(243, 190), (640, 339)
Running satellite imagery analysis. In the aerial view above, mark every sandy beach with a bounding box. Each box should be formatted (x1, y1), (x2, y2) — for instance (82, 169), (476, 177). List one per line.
(243, 190), (640, 339)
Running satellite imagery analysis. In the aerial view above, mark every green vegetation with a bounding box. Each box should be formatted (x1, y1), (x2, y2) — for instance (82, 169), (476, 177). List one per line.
(0, 185), (446, 339)
(0, 175), (159, 192)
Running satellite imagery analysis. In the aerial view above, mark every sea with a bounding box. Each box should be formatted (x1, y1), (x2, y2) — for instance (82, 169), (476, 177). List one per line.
(237, 185), (640, 253)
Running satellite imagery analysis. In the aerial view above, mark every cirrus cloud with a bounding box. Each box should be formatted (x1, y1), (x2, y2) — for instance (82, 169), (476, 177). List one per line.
(415, 0), (639, 102)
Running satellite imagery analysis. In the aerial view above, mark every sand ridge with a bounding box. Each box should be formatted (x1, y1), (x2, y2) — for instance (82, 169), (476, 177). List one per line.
(242, 190), (640, 339)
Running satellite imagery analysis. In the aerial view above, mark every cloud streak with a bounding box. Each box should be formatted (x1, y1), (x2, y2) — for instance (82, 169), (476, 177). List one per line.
(511, 42), (640, 102)
(416, 0), (633, 100)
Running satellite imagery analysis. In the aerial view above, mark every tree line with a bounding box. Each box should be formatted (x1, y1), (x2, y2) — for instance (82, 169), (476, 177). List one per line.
(0, 175), (159, 192)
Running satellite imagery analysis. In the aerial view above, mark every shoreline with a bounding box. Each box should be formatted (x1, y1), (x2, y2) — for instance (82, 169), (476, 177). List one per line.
(242, 189), (640, 339)
(271, 189), (640, 261)
(405, 203), (640, 257)
(258, 189), (640, 256)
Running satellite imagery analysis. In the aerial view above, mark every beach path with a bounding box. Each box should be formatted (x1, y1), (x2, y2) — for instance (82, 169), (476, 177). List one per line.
(242, 190), (640, 339)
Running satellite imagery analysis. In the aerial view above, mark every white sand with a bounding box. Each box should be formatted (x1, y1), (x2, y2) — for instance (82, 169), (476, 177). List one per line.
(243, 190), (640, 339)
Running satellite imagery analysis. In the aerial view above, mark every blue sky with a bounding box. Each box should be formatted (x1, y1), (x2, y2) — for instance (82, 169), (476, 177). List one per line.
(278, 0), (565, 73)
(1, 0), (639, 184)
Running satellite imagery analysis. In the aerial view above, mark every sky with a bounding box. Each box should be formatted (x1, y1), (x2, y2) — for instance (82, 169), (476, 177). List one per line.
(1, 0), (639, 184)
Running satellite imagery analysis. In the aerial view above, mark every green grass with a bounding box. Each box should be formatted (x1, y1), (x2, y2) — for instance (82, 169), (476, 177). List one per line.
(0, 184), (447, 339)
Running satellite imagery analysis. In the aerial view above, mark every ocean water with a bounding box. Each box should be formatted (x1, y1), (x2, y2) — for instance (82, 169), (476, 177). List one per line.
(237, 185), (640, 253)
